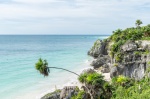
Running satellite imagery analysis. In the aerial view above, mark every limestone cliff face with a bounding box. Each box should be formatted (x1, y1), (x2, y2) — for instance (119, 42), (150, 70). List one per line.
(88, 39), (150, 80)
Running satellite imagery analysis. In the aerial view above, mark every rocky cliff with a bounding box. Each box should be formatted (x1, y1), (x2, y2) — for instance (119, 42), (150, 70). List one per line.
(88, 39), (150, 80)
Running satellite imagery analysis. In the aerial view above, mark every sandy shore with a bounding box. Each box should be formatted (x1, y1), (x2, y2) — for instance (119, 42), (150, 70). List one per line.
(39, 58), (111, 99)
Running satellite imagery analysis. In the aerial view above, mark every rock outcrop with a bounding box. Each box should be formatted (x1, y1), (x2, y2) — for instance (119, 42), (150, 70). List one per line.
(88, 40), (150, 80)
(41, 86), (79, 99)
(41, 90), (61, 99)
(88, 39), (108, 58)
(60, 86), (78, 99)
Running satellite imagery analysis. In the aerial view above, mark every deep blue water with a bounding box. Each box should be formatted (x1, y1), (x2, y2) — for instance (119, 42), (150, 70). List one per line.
(0, 35), (108, 99)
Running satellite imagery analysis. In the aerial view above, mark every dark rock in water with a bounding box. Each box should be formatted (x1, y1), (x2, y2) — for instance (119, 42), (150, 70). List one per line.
(60, 86), (79, 99)
(41, 90), (61, 99)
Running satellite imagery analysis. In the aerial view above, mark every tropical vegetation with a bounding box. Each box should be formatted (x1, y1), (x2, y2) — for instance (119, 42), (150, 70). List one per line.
(35, 20), (150, 99)
(78, 72), (150, 99)
(108, 19), (150, 60)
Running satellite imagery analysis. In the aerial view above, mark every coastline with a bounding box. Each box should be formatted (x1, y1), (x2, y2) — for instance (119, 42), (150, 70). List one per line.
(38, 58), (94, 99)
(0, 35), (109, 99)
(39, 57), (111, 99)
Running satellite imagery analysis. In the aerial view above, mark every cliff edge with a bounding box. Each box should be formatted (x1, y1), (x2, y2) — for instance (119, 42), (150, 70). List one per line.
(88, 23), (150, 80)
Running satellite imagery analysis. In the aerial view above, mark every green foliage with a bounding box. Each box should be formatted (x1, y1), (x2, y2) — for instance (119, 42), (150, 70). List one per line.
(145, 66), (150, 76)
(78, 20), (150, 99)
(78, 73), (88, 83)
(147, 61), (150, 65)
(135, 19), (143, 27)
(111, 75), (134, 88)
(71, 90), (85, 99)
(35, 58), (49, 76)
(78, 72), (114, 99)
(78, 72), (105, 86)
(116, 75), (129, 86)
(134, 51), (141, 56)
(114, 52), (123, 62)
(143, 49), (149, 55)
(111, 77), (150, 99)
(141, 37), (150, 40)
(78, 73), (150, 99)
(110, 40), (126, 57)
(113, 63), (118, 67)
(109, 20), (150, 57)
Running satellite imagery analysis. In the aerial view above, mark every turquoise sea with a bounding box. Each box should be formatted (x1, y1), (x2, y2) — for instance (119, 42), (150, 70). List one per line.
(0, 35), (108, 99)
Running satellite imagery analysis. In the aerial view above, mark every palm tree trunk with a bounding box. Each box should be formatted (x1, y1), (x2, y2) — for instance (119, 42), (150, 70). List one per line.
(48, 67), (94, 98)
(48, 67), (80, 76)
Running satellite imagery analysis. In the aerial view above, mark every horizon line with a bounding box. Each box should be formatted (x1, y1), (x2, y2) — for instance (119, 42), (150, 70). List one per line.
(0, 34), (111, 36)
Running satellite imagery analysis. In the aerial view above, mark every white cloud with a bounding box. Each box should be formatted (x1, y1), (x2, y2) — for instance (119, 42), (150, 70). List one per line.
(0, 0), (150, 34)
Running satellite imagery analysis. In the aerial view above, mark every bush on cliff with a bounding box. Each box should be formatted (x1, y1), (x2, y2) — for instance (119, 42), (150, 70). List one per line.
(78, 72), (113, 99)
(109, 20), (150, 58)
(111, 77), (150, 99)
(78, 72), (150, 99)
(71, 90), (86, 99)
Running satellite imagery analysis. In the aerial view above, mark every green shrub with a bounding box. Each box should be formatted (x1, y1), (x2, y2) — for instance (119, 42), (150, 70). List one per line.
(79, 72), (105, 86)
(86, 73), (105, 85)
(111, 77), (150, 99)
(134, 51), (141, 56)
(71, 90), (85, 99)
(114, 52), (123, 62)
(78, 73), (88, 83)
(143, 49), (149, 55)
(116, 75), (128, 85)
(114, 63), (118, 67)
(108, 20), (150, 57)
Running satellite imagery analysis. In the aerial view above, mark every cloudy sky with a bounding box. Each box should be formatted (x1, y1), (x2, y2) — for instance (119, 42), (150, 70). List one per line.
(0, 0), (150, 35)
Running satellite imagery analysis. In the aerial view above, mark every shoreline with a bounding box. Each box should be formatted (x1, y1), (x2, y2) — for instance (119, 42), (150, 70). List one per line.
(39, 58), (111, 99)
(38, 59), (94, 99)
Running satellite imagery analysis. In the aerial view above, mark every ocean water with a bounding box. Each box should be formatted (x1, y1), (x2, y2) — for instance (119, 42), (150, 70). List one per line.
(0, 35), (108, 99)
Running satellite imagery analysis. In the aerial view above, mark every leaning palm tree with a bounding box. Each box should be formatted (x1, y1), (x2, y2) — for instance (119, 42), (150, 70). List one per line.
(35, 58), (94, 99)
(35, 58), (79, 77)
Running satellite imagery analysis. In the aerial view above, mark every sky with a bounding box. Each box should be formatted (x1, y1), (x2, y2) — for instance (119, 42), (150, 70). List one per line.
(0, 0), (150, 35)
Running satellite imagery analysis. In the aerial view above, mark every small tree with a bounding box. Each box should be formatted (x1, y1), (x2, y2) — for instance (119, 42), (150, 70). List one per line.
(135, 19), (143, 27)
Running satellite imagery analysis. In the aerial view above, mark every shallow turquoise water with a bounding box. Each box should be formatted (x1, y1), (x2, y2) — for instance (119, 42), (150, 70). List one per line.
(0, 35), (108, 99)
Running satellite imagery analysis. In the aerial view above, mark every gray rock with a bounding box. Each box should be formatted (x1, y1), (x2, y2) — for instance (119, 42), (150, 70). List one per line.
(91, 55), (110, 69)
(88, 39), (150, 80)
(88, 40), (107, 58)
(60, 86), (78, 99)
(101, 67), (110, 73)
(81, 68), (95, 74)
(41, 90), (61, 99)
(122, 41), (137, 52)
(110, 66), (118, 78)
